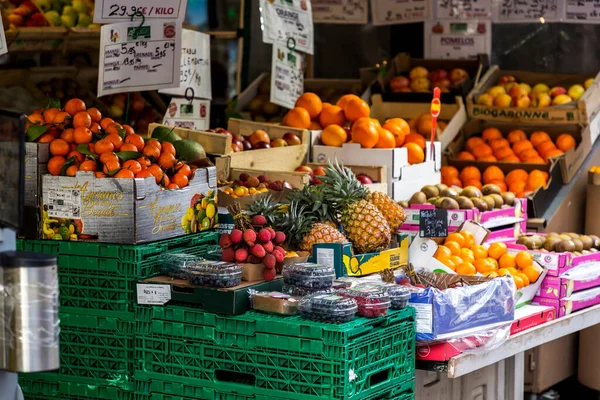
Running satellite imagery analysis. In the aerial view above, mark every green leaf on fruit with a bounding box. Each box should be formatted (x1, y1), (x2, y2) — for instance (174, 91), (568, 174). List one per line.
(27, 125), (50, 142)
(118, 127), (126, 139)
(46, 98), (61, 110)
(76, 144), (98, 158)
(105, 168), (120, 176)
(59, 157), (76, 176)
(117, 151), (141, 161)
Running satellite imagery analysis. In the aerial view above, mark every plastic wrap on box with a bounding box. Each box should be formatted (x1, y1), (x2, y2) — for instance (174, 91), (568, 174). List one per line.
(158, 253), (204, 279)
(249, 290), (300, 315)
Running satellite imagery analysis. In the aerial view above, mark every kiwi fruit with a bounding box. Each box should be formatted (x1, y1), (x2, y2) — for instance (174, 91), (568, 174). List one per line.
(516, 236), (527, 246)
(441, 198), (459, 210)
(456, 196), (475, 210)
(440, 188), (459, 199)
(543, 237), (561, 251)
(567, 232), (580, 240)
(489, 194), (504, 208)
(579, 235), (593, 250)
(428, 197), (439, 205)
(482, 184), (502, 196)
(471, 197), (488, 212)
(461, 186), (482, 199)
(409, 192), (427, 205)
(556, 240), (576, 253)
(530, 235), (544, 249)
(558, 234), (572, 241)
(573, 239), (584, 252)
(573, 251), (582, 256)
(521, 237), (539, 250)
(398, 201), (409, 208)
(421, 185), (440, 199)
(434, 197), (446, 208)
(589, 235), (600, 248)
(435, 184), (448, 193)
(501, 192), (515, 206)
(546, 232), (559, 238)
(583, 250), (591, 255)
(481, 195), (496, 210)
(592, 248), (599, 253)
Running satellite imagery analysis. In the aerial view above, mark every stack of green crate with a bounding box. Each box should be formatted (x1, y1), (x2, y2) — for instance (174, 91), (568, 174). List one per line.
(133, 304), (416, 400)
(17, 231), (219, 400)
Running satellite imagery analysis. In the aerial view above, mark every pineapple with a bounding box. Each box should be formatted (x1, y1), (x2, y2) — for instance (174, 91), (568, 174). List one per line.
(286, 185), (338, 225)
(321, 162), (391, 254)
(246, 195), (282, 225)
(366, 191), (406, 231)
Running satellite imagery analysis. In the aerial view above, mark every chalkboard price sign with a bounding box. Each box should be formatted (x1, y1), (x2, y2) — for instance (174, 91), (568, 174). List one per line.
(419, 209), (448, 238)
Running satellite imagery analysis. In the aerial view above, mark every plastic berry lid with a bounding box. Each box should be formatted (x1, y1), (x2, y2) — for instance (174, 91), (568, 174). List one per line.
(376, 283), (411, 301)
(282, 284), (336, 297)
(282, 263), (335, 279)
(339, 284), (391, 302)
(300, 293), (358, 314)
(187, 261), (242, 276)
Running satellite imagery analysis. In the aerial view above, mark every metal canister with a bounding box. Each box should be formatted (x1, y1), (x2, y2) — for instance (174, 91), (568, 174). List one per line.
(0, 251), (59, 373)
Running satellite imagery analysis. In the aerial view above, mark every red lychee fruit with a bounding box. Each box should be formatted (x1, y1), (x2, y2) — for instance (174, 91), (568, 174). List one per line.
(274, 231), (286, 245)
(222, 247), (235, 262)
(274, 246), (286, 256)
(252, 215), (267, 226)
(247, 255), (260, 264)
(258, 229), (271, 243)
(263, 253), (276, 269)
(250, 244), (266, 258)
(263, 266), (277, 281)
(219, 233), (232, 249)
(230, 229), (243, 244)
(243, 229), (257, 246)
(272, 249), (285, 263)
(263, 240), (274, 253)
(266, 227), (276, 240)
(235, 248), (248, 263)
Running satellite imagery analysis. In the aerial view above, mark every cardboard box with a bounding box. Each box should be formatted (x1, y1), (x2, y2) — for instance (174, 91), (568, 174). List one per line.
(312, 235), (409, 278)
(242, 263), (265, 282)
(525, 334), (578, 394)
(536, 263), (600, 300)
(533, 286), (600, 317)
(22, 143), (49, 239)
(483, 220), (526, 244)
(41, 167), (217, 244)
(585, 170), (600, 234)
(467, 66), (600, 124)
(579, 324), (600, 390)
(398, 225), (419, 244)
(510, 304), (555, 336)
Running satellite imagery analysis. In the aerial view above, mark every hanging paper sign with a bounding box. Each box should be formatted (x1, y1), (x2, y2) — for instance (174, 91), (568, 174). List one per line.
(98, 20), (182, 97)
(312, 0), (369, 24)
(371, 0), (432, 25)
(565, 1), (600, 23)
(270, 43), (305, 109)
(260, 0), (314, 55)
(494, 0), (560, 23)
(94, 0), (188, 24)
(162, 98), (210, 130)
(435, 0), (492, 19)
(424, 20), (491, 60)
(159, 29), (211, 100)
(0, 18), (7, 57)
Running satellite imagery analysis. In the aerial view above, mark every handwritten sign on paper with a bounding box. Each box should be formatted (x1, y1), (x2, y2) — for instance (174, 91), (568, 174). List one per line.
(495, 0), (560, 22)
(312, 0), (368, 23)
(424, 20), (491, 60)
(436, 0), (492, 19)
(270, 43), (305, 109)
(419, 209), (449, 238)
(260, 0), (314, 55)
(94, 0), (188, 23)
(566, 0), (600, 23)
(163, 98), (210, 130)
(371, 0), (431, 25)
(98, 20), (182, 97)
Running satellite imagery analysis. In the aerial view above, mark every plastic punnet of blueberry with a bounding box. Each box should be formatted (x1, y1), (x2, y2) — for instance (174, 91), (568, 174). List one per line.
(281, 284), (336, 297)
(299, 293), (358, 323)
(186, 261), (242, 288)
(158, 253), (204, 279)
(282, 263), (335, 289)
(374, 283), (411, 310)
(338, 284), (391, 318)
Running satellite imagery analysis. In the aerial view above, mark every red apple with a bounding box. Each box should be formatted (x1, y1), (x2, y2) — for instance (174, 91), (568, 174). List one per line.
(429, 69), (448, 83)
(258, 175), (269, 183)
(313, 166), (326, 176)
(390, 76), (410, 92)
(508, 85), (528, 100)
(549, 86), (567, 98)
(432, 79), (451, 90)
(356, 174), (373, 184)
(253, 141), (271, 149)
(215, 128), (232, 137)
(232, 133), (244, 142)
(449, 68), (469, 85)
(498, 75), (516, 85)
(283, 132), (301, 146)
(242, 140), (253, 151)
(295, 165), (314, 176)
(271, 138), (288, 147)
(231, 143), (243, 152)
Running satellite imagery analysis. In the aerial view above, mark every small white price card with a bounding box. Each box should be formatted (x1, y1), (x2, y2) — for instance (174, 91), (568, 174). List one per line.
(494, 0), (560, 22)
(137, 284), (171, 305)
(270, 43), (305, 109)
(159, 29), (211, 100)
(435, 0), (492, 19)
(566, 0), (600, 23)
(94, 0), (188, 24)
(424, 20), (491, 60)
(98, 20), (182, 97)
(312, 0), (369, 24)
(260, 0), (314, 55)
(162, 98), (211, 130)
(0, 18), (7, 57)
(371, 0), (431, 25)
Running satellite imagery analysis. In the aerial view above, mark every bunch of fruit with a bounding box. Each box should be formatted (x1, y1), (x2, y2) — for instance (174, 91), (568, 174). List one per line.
(389, 66), (470, 93)
(27, 98), (205, 189)
(180, 191), (218, 234)
(441, 165), (549, 197)
(456, 127), (575, 164)
(294, 164), (375, 186)
(220, 173), (292, 198)
(105, 93), (159, 132)
(477, 75), (594, 108)
(209, 127), (302, 153)
(37, 0), (95, 28)
(5, 1), (47, 28)
(516, 232), (600, 255)
(405, 183), (516, 212)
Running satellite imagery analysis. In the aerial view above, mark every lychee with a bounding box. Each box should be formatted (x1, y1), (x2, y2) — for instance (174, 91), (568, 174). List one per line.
(263, 240), (274, 253)
(250, 244), (266, 258)
(235, 248), (248, 263)
(263, 266), (277, 281)
(274, 231), (286, 245)
(263, 253), (276, 269)
(230, 229), (243, 244)
(272, 249), (285, 263)
(219, 233), (232, 249)
(222, 247), (235, 262)
(252, 215), (267, 226)
(247, 255), (260, 264)
(266, 227), (276, 240)
(274, 246), (286, 256)
(258, 229), (271, 243)
(243, 229), (257, 246)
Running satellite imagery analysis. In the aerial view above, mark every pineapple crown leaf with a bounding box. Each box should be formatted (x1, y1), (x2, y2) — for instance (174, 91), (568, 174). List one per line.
(320, 160), (369, 210)
(272, 201), (317, 249)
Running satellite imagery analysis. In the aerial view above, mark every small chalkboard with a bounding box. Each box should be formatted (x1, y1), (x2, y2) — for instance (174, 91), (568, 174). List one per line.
(419, 209), (448, 238)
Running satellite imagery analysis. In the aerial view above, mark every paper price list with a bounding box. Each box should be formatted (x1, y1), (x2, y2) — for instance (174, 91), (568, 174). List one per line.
(566, 0), (600, 22)
(94, 0), (188, 23)
(371, 0), (431, 25)
(436, 0), (492, 19)
(497, 0), (559, 22)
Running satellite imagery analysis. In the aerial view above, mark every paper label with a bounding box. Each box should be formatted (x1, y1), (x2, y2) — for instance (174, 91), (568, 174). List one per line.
(98, 20), (182, 96)
(316, 247), (335, 270)
(411, 302), (434, 334)
(137, 284), (171, 305)
(0, 18), (7, 57)
(371, 0), (432, 25)
(159, 29), (211, 99)
(566, 0), (600, 23)
(312, 0), (369, 24)
(424, 20), (491, 60)
(94, 0), (188, 23)
(270, 43), (305, 109)
(46, 187), (82, 219)
(162, 98), (210, 130)
(495, 0), (560, 22)
(260, 0), (314, 55)
(435, 0), (492, 19)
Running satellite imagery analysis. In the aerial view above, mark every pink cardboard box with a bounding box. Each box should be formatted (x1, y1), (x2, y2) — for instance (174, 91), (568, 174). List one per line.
(510, 304), (555, 335)
(416, 341), (464, 361)
(479, 198), (527, 229)
(484, 220), (526, 244)
(536, 263), (600, 299)
(398, 225), (419, 244)
(402, 204), (476, 227)
(533, 286), (600, 317)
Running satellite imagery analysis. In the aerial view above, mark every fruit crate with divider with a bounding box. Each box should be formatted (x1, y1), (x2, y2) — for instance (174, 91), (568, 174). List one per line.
(19, 373), (135, 400)
(22, 142), (49, 239)
(17, 231), (218, 318)
(133, 304), (415, 399)
(467, 66), (600, 124)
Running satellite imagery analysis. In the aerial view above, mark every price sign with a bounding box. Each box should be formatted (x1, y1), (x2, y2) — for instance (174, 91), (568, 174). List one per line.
(0, 18), (7, 57)
(98, 20), (182, 97)
(162, 98), (210, 130)
(312, 0), (369, 24)
(419, 209), (448, 238)
(270, 43), (305, 109)
(435, 0), (492, 19)
(260, 0), (314, 55)
(371, 0), (431, 25)
(494, 0), (560, 22)
(136, 284), (171, 305)
(566, 0), (600, 23)
(424, 20), (491, 60)
(94, 0), (188, 23)
(159, 29), (211, 100)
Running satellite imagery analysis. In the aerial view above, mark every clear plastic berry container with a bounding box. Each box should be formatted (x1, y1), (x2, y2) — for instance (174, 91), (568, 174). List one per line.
(338, 284), (391, 317)
(374, 283), (411, 310)
(281, 284), (336, 297)
(282, 263), (335, 289)
(185, 261), (242, 288)
(158, 253), (204, 279)
(299, 293), (358, 323)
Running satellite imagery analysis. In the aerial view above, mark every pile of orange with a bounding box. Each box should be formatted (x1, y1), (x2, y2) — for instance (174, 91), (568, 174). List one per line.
(441, 165), (549, 196)
(28, 98), (195, 189)
(456, 128), (576, 164)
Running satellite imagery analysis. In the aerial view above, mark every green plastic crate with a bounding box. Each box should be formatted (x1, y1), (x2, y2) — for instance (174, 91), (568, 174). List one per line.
(19, 373), (135, 400)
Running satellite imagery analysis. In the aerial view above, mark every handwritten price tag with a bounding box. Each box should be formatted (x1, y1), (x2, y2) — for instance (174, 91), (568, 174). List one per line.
(424, 20), (491, 60)
(159, 29), (211, 100)
(435, 0), (492, 19)
(566, 0), (600, 23)
(419, 209), (448, 238)
(494, 0), (560, 22)
(270, 43), (305, 109)
(260, 0), (314, 55)
(136, 284), (171, 305)
(98, 20), (182, 97)
(371, 0), (431, 25)
(163, 98), (210, 130)
(94, 0), (188, 23)
(312, 0), (369, 24)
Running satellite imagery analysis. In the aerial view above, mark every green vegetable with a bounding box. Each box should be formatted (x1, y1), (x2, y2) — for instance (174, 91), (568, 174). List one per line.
(58, 225), (70, 241)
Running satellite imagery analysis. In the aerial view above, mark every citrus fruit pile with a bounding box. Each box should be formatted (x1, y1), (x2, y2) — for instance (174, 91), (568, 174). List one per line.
(27, 98), (196, 189)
